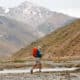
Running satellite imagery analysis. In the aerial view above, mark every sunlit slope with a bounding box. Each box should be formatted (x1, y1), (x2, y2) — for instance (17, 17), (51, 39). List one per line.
(12, 19), (80, 61)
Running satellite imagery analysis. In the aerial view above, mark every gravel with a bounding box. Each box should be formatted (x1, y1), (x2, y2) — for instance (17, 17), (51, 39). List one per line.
(0, 72), (80, 80)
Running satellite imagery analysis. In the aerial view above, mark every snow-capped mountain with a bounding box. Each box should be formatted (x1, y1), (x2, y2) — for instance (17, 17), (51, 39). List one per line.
(6, 1), (53, 27)
(0, 1), (75, 58)
(5, 1), (74, 36)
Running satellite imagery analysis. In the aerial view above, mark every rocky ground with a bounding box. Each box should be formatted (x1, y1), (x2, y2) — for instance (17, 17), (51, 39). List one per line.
(0, 72), (80, 80)
(0, 60), (80, 80)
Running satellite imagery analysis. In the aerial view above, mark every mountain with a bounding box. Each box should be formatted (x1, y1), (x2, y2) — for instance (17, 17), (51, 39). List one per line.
(5, 1), (74, 34)
(6, 1), (53, 27)
(0, 1), (75, 59)
(0, 1), (74, 37)
(37, 13), (74, 35)
(0, 7), (4, 15)
(12, 19), (80, 61)
(0, 16), (38, 57)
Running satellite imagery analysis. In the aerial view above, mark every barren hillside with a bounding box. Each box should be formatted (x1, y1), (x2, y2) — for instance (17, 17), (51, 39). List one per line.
(12, 19), (80, 61)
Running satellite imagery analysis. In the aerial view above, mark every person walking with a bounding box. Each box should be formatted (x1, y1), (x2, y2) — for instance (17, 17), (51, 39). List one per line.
(31, 46), (42, 74)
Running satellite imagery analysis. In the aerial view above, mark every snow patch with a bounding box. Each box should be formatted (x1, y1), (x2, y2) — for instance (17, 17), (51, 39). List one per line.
(38, 31), (45, 37)
(1, 67), (78, 74)
(4, 8), (9, 13)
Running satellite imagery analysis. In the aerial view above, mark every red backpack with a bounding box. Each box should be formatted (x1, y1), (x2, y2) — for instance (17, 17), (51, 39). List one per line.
(32, 47), (38, 57)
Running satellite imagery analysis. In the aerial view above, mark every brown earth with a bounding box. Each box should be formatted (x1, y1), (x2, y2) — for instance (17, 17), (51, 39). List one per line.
(11, 19), (80, 62)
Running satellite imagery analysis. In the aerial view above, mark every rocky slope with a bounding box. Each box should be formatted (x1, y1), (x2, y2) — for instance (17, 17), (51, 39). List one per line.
(12, 19), (80, 61)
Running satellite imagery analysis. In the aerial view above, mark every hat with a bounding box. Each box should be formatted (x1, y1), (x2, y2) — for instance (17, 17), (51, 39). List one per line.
(38, 46), (41, 49)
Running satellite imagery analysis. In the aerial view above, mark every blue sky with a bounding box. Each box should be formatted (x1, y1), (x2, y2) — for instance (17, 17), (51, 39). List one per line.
(0, 0), (80, 18)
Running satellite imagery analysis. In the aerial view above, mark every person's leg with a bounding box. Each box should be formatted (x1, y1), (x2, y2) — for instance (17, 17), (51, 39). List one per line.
(38, 63), (42, 72)
(32, 64), (37, 69)
(31, 58), (42, 74)
(37, 58), (42, 72)
(31, 58), (38, 74)
(31, 64), (37, 74)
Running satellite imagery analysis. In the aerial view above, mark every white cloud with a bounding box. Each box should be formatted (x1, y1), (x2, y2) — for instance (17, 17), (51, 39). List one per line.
(0, 0), (80, 18)
(54, 8), (80, 18)
(26, 0), (80, 18)
(4, 8), (9, 13)
(0, 0), (26, 8)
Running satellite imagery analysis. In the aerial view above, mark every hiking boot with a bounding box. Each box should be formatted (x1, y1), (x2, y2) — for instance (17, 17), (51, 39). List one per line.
(31, 69), (33, 74)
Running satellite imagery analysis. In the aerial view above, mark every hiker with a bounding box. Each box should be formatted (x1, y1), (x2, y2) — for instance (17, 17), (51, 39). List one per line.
(31, 46), (42, 74)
